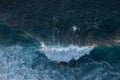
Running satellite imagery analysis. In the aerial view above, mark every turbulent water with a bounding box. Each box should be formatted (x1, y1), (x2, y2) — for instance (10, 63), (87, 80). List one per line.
(39, 42), (95, 62)
(0, 0), (120, 80)
(0, 25), (120, 80)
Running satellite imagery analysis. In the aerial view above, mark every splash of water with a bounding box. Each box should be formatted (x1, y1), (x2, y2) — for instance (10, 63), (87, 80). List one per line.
(39, 43), (95, 63)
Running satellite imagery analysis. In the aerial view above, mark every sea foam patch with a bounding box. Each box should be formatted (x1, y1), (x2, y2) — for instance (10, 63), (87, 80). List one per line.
(39, 43), (95, 63)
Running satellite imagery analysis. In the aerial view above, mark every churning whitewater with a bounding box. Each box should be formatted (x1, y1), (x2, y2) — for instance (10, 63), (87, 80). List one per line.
(39, 43), (95, 62)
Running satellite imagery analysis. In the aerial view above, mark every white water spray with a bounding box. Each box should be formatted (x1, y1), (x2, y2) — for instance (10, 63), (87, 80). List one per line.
(39, 43), (95, 63)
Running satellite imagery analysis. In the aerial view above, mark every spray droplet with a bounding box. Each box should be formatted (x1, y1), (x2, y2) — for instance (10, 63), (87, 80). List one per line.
(72, 26), (77, 31)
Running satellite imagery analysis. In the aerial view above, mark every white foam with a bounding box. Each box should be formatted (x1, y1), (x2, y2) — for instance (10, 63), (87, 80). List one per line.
(39, 43), (95, 63)
(0, 46), (39, 80)
(72, 26), (77, 31)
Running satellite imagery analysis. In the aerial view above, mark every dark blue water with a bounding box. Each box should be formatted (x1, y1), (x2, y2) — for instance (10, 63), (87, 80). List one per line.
(0, 0), (120, 80)
(0, 24), (120, 80)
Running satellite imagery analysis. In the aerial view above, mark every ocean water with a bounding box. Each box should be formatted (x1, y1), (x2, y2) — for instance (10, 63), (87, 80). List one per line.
(0, 0), (120, 80)
(0, 25), (120, 80)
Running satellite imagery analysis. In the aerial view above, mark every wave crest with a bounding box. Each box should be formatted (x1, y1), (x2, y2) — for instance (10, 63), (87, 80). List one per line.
(39, 43), (95, 63)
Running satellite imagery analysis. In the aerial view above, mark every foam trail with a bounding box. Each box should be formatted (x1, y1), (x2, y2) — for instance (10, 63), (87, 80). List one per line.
(0, 46), (39, 80)
(39, 43), (95, 63)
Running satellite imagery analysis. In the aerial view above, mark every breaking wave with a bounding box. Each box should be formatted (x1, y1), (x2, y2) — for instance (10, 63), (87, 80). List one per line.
(39, 43), (95, 62)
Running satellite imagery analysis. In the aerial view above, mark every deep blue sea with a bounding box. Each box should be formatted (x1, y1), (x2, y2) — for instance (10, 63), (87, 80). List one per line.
(0, 0), (120, 80)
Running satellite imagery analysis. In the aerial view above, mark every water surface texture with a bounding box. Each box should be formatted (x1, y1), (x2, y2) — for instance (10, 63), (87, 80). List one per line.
(0, 0), (120, 80)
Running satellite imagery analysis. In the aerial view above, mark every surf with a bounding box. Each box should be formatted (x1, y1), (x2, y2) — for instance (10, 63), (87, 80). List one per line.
(39, 42), (95, 63)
